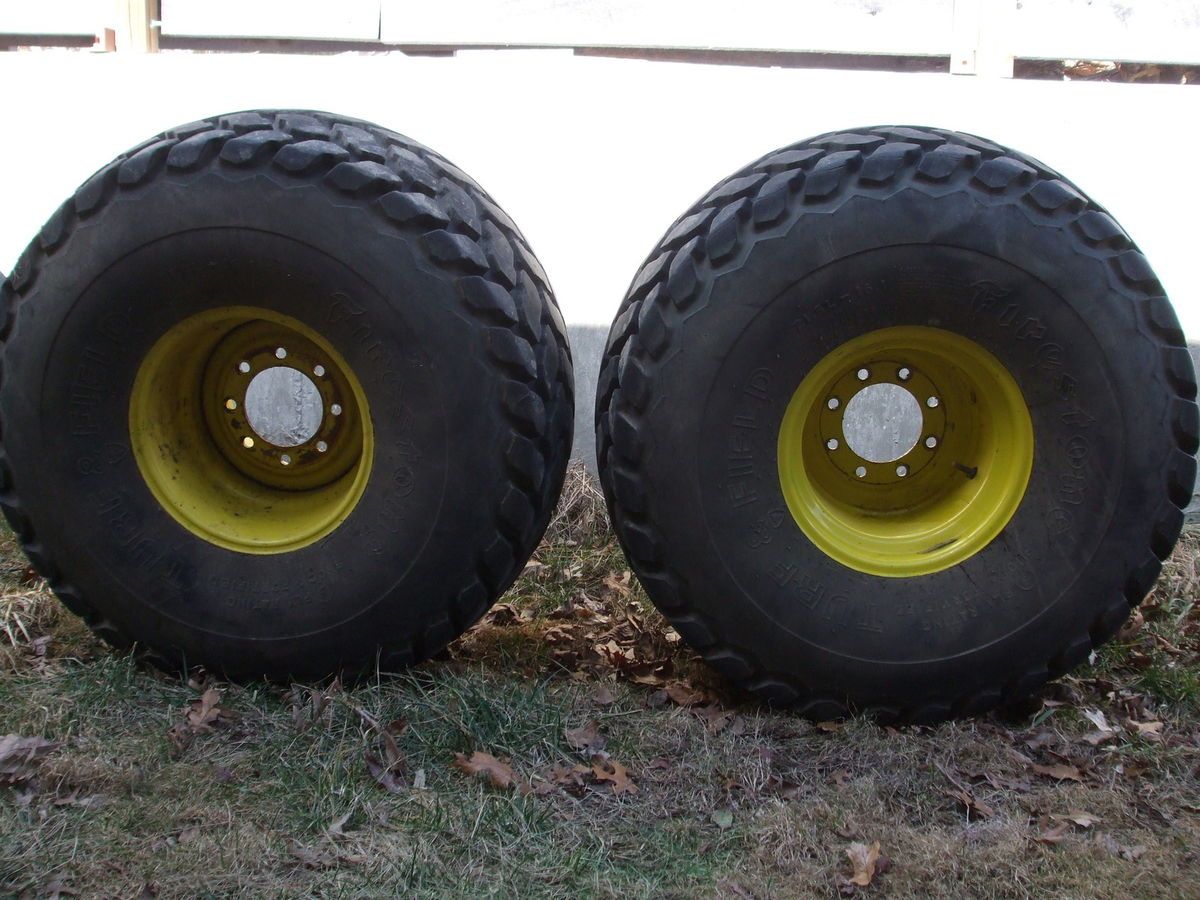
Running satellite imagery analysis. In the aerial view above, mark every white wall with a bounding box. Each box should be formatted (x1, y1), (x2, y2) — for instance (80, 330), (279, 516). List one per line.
(1, 50), (1195, 335)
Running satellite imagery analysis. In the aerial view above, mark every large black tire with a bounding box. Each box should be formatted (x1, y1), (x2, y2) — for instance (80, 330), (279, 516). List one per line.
(0, 110), (573, 679)
(596, 126), (1196, 722)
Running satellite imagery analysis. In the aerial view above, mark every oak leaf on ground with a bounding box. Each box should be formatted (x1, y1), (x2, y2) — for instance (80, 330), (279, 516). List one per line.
(454, 751), (516, 789)
(0, 734), (61, 785)
(591, 757), (638, 795)
(844, 840), (882, 887)
(564, 721), (607, 756)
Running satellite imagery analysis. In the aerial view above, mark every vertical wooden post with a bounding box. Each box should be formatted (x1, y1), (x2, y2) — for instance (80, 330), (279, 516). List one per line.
(951, 0), (1014, 77)
(116, 0), (159, 52)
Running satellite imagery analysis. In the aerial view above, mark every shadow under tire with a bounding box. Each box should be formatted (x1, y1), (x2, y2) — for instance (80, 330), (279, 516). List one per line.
(0, 109), (573, 679)
(596, 126), (1196, 722)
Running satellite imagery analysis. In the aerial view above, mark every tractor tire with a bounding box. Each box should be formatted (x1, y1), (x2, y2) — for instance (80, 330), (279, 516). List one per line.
(0, 110), (573, 680)
(596, 126), (1196, 722)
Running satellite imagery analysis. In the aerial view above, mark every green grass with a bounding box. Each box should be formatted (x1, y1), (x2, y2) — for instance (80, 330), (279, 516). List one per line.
(2, 470), (1199, 898)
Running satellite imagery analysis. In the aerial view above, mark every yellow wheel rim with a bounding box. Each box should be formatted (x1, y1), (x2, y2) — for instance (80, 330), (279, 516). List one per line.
(778, 326), (1033, 577)
(130, 307), (373, 554)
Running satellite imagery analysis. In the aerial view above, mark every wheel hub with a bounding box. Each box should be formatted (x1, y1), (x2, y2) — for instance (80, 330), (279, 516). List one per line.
(777, 325), (1034, 577)
(129, 307), (373, 554)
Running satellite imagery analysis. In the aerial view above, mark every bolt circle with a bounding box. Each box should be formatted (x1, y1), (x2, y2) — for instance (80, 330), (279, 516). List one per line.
(816, 358), (946, 485)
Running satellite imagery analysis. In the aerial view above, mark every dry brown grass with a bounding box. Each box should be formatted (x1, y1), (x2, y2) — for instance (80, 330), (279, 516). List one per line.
(1, 468), (1198, 898)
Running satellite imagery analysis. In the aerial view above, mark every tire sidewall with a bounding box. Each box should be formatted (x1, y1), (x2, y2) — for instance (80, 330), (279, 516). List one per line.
(2, 168), (512, 673)
(634, 185), (1165, 703)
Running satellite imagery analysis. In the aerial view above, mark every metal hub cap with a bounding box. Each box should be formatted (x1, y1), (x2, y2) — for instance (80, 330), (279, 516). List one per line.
(777, 325), (1034, 577)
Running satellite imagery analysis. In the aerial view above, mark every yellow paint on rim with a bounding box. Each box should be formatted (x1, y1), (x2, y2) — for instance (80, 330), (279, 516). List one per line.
(778, 326), (1033, 577)
(130, 306), (373, 554)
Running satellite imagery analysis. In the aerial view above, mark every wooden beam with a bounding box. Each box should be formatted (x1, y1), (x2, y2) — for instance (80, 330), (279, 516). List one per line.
(116, 0), (159, 52)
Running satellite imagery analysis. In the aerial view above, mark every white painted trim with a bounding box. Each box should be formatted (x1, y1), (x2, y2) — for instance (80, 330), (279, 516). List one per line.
(379, 0), (955, 56)
(0, 0), (102, 36)
(160, 0), (380, 42)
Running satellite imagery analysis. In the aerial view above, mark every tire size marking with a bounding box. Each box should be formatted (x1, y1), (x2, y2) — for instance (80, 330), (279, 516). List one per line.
(70, 312), (132, 456)
(91, 487), (194, 595)
(327, 290), (413, 406)
(968, 280), (1098, 538)
(769, 559), (1013, 632)
(327, 289), (432, 556)
(725, 367), (774, 511)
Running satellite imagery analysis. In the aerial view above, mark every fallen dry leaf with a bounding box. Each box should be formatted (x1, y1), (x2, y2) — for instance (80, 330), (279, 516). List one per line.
(1031, 762), (1084, 782)
(1117, 759), (1149, 780)
(548, 763), (592, 789)
(816, 720), (843, 734)
(1081, 708), (1112, 733)
(697, 704), (734, 734)
(1052, 810), (1101, 828)
(51, 790), (103, 810)
(664, 681), (706, 707)
(591, 758), (638, 795)
(603, 571), (632, 597)
(0, 734), (61, 784)
(594, 640), (636, 667)
(1080, 708), (1117, 745)
(590, 685), (616, 706)
(289, 840), (336, 869)
(1024, 730), (1058, 751)
(186, 687), (225, 730)
(364, 750), (405, 794)
(1082, 729), (1116, 747)
(844, 840), (882, 887)
(1036, 822), (1071, 845)
(454, 751), (516, 790)
(363, 717), (408, 793)
(712, 808), (734, 829)
(564, 721), (607, 756)
(485, 603), (529, 626)
(944, 787), (995, 819)
(326, 810), (353, 838)
(936, 761), (994, 819)
(1116, 608), (1144, 641)
(632, 670), (670, 688)
(1126, 720), (1164, 741)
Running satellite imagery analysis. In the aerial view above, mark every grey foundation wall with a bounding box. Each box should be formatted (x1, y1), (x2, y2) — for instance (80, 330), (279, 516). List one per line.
(568, 323), (609, 481)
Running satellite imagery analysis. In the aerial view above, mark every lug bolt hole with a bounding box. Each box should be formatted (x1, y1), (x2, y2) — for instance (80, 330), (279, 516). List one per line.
(856, 368), (870, 381)
(280, 453), (291, 466)
(826, 438), (838, 450)
(896, 464), (908, 477)
(925, 435), (938, 449)
(238, 361), (251, 374)
(314, 364), (326, 377)
(855, 465), (867, 478)
(898, 367), (911, 381)
(827, 397), (840, 410)
(242, 436), (254, 449)
(224, 398), (238, 411)
(926, 396), (940, 408)
(316, 440), (328, 453)
(330, 403), (342, 417)
(275, 347), (288, 360)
